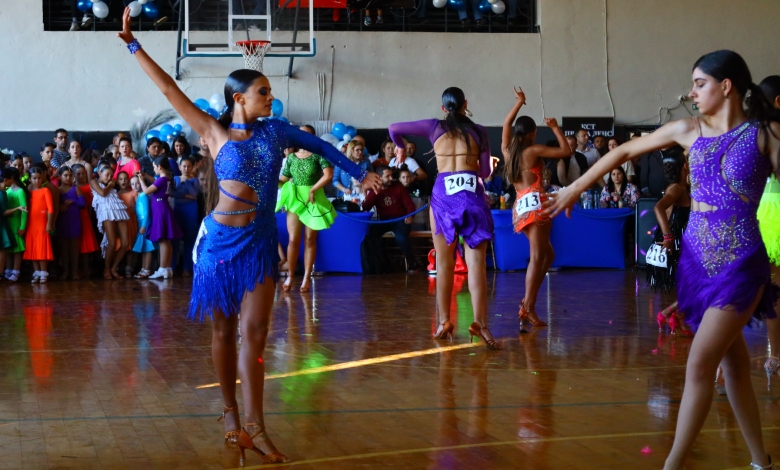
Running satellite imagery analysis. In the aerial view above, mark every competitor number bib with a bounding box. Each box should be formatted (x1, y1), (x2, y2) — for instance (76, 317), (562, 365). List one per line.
(645, 244), (668, 268)
(515, 192), (542, 216)
(444, 174), (477, 195)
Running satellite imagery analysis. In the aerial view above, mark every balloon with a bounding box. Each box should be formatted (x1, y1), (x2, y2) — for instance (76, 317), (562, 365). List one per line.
(92, 1), (109, 19)
(159, 124), (174, 136)
(271, 99), (284, 117)
(332, 122), (346, 138)
(173, 124), (183, 133)
(432, 0), (446, 7)
(206, 108), (219, 119)
(342, 133), (353, 141)
(77, 0), (93, 12)
(320, 133), (340, 146)
(145, 130), (160, 140)
(487, 0), (497, 4)
(143, 3), (159, 18)
(138, 0), (148, 4)
(194, 99), (210, 111)
(166, 134), (175, 143)
(491, 0), (505, 13)
(447, 0), (464, 9)
(128, 1), (142, 17)
(209, 93), (226, 112)
(477, 0), (492, 13)
(345, 126), (357, 137)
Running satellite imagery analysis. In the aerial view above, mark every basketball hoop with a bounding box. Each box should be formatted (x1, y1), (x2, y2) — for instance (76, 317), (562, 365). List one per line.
(236, 40), (271, 73)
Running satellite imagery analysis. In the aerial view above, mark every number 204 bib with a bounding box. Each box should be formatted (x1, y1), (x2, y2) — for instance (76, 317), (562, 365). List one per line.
(444, 174), (477, 195)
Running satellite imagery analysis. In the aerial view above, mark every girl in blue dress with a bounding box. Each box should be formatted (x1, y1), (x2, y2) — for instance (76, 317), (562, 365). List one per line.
(118, 8), (380, 464)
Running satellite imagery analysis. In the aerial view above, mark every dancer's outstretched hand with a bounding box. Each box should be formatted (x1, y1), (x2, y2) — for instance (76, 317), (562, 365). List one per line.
(117, 7), (134, 44)
(544, 117), (559, 129)
(394, 146), (406, 163)
(514, 87), (525, 104)
(544, 185), (578, 218)
(361, 172), (382, 193)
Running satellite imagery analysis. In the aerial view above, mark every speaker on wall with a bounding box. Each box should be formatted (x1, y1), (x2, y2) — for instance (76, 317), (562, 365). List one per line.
(635, 197), (660, 267)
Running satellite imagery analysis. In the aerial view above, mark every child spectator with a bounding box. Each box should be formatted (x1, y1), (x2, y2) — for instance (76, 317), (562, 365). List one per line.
(91, 164), (130, 279)
(172, 155), (200, 277)
(2, 167), (27, 282)
(0, 175), (18, 275)
(114, 137), (141, 181)
(24, 167), (55, 283)
(117, 171), (139, 277)
(137, 156), (182, 279)
(71, 164), (100, 276)
(130, 175), (156, 279)
(56, 166), (85, 280)
(10, 155), (26, 187)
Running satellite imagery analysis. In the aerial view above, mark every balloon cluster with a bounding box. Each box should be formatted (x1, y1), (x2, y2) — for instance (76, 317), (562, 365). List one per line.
(432, 0), (505, 14)
(146, 123), (186, 144)
(319, 122), (357, 146)
(128, 0), (160, 18)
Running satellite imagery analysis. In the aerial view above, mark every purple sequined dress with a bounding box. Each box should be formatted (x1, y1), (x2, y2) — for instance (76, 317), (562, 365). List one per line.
(677, 120), (778, 327)
(388, 119), (494, 249)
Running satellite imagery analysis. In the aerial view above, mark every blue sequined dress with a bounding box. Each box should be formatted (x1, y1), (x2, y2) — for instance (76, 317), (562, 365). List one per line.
(188, 120), (367, 321)
(677, 120), (778, 327)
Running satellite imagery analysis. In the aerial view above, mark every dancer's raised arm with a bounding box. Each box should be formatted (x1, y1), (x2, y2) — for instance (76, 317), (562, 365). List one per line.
(117, 8), (225, 150)
(547, 117), (695, 217)
(502, 87), (525, 154)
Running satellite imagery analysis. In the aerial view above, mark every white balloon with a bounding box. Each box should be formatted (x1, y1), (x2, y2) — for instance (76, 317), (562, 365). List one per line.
(209, 93), (226, 112)
(491, 0), (505, 14)
(433, 0), (447, 8)
(320, 133), (340, 146)
(487, 0), (498, 4)
(128, 1), (142, 17)
(138, 0), (149, 3)
(92, 1), (109, 18)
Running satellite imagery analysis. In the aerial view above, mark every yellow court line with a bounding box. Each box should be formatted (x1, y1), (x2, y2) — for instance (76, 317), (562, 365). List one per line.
(229, 425), (780, 469)
(196, 342), (481, 389)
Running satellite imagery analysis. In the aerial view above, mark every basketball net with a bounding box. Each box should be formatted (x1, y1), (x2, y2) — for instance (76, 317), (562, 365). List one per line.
(236, 40), (271, 73)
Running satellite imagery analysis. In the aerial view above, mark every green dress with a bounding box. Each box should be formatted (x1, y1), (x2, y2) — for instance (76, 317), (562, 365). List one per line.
(0, 191), (16, 251)
(6, 186), (27, 253)
(275, 153), (336, 231)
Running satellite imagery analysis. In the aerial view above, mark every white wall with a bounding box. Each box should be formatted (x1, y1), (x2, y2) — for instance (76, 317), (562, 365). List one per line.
(1, 0), (779, 132)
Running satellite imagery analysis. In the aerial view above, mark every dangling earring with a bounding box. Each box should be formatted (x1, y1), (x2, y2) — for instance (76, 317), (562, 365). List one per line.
(465, 109), (473, 117)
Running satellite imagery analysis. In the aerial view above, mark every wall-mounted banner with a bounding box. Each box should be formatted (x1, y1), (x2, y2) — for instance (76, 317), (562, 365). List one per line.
(562, 117), (614, 138)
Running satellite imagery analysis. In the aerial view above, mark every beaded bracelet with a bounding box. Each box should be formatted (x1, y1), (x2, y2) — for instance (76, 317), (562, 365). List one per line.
(662, 233), (674, 241)
(127, 39), (141, 54)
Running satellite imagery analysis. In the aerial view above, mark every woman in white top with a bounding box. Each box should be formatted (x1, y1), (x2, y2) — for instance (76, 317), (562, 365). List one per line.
(388, 148), (428, 182)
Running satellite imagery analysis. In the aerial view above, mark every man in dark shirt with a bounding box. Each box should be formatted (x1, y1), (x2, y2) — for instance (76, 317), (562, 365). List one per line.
(363, 166), (418, 272)
(638, 149), (667, 198)
(51, 128), (70, 169)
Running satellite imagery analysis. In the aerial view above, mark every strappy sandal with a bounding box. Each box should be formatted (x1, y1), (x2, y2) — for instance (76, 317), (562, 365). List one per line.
(217, 405), (240, 444)
(518, 299), (547, 333)
(468, 322), (501, 350)
(134, 269), (151, 279)
(237, 423), (290, 465)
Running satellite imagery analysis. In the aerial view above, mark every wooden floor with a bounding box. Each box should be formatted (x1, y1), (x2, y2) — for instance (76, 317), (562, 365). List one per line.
(0, 270), (778, 469)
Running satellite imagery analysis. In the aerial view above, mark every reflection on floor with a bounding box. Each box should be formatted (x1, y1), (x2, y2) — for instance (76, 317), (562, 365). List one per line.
(0, 271), (777, 469)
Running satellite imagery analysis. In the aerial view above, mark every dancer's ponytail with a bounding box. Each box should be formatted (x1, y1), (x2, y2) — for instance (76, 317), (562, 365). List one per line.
(440, 87), (485, 166)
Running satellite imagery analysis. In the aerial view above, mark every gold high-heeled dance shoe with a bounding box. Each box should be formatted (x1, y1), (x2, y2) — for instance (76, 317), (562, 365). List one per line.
(433, 320), (454, 340)
(518, 299), (547, 333)
(217, 405), (240, 443)
(468, 322), (501, 350)
(237, 424), (290, 465)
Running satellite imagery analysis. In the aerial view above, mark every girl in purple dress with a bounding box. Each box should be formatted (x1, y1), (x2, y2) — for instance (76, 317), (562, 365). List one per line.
(56, 166), (85, 280)
(137, 155), (182, 279)
(389, 87), (499, 349)
(548, 50), (779, 470)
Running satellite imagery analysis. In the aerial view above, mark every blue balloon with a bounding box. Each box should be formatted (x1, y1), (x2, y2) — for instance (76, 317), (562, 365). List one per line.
(194, 99), (210, 111)
(477, 0), (491, 13)
(146, 130), (160, 140)
(143, 2), (159, 18)
(332, 122), (346, 138)
(159, 124), (174, 136)
(77, 0), (93, 12)
(346, 126), (357, 137)
(271, 99), (284, 117)
(159, 132), (169, 143)
(447, 0), (464, 8)
(173, 124), (183, 132)
(206, 108), (219, 119)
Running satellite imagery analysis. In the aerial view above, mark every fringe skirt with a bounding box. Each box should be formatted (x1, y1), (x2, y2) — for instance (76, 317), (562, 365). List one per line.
(188, 213), (279, 321)
(758, 175), (780, 266)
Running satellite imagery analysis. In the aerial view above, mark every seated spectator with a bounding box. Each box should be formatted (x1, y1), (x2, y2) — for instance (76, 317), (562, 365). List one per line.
(398, 165), (422, 196)
(363, 166), (418, 272)
(542, 168), (561, 194)
(388, 147), (427, 183)
(405, 141), (418, 162)
(639, 146), (678, 198)
(373, 139), (395, 169)
(601, 138), (636, 185)
(575, 129), (601, 166)
(483, 156), (506, 207)
(556, 135), (589, 187)
(333, 140), (371, 198)
(600, 166), (639, 208)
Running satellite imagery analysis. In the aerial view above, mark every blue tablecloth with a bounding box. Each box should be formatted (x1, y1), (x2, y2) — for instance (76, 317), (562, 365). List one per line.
(490, 208), (633, 270)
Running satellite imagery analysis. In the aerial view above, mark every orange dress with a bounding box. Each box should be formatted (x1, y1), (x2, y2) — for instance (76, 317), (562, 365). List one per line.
(23, 189), (54, 261)
(118, 190), (138, 250)
(79, 184), (100, 254)
(512, 165), (551, 233)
